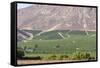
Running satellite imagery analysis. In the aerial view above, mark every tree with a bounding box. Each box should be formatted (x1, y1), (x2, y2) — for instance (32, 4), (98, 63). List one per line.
(34, 44), (38, 48)
(17, 48), (25, 59)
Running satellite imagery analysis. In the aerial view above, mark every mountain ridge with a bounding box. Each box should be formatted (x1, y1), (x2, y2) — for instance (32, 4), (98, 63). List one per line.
(17, 4), (96, 31)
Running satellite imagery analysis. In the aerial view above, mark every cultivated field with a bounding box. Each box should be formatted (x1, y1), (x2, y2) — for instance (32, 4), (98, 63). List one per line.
(17, 30), (96, 64)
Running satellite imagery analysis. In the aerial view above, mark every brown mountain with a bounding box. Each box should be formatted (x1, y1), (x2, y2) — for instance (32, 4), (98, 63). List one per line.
(17, 4), (96, 31)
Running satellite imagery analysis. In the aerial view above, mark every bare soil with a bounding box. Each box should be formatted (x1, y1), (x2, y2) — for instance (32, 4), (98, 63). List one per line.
(17, 60), (85, 65)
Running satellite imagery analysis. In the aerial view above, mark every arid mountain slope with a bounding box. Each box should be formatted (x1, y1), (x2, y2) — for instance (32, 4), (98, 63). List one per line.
(17, 4), (96, 31)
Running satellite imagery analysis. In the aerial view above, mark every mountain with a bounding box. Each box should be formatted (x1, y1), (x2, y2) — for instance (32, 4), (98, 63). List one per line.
(17, 4), (96, 31)
(17, 4), (96, 41)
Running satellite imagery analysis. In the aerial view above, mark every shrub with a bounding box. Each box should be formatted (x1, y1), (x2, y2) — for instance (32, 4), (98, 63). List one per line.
(48, 54), (57, 60)
(42, 54), (69, 60)
(88, 56), (95, 60)
(71, 51), (92, 60)
(85, 52), (91, 58)
(55, 45), (60, 48)
(17, 48), (25, 59)
(42, 54), (57, 60)
(59, 54), (69, 60)
(34, 44), (38, 48)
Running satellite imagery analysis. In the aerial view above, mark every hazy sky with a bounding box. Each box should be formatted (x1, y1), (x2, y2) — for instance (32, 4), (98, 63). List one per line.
(17, 3), (33, 9)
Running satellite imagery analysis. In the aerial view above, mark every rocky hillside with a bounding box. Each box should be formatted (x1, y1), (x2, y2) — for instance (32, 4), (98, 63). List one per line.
(17, 4), (96, 31)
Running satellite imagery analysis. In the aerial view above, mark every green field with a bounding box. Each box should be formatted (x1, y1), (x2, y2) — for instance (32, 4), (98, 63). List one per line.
(17, 30), (96, 60)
